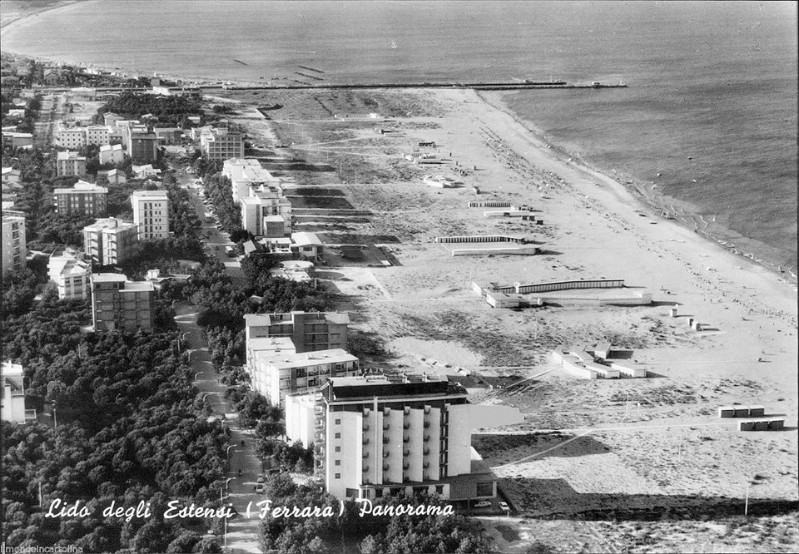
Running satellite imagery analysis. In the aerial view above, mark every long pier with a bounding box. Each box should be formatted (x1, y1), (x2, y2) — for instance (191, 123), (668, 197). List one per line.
(220, 81), (627, 92)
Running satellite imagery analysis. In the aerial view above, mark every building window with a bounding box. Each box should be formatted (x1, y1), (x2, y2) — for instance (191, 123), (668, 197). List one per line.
(335, 446), (341, 453)
(335, 460), (341, 466)
(335, 473), (341, 480)
(335, 418), (341, 425)
(335, 433), (340, 439)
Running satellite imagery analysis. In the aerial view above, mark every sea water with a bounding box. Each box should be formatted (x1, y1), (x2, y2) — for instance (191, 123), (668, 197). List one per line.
(2, 0), (796, 270)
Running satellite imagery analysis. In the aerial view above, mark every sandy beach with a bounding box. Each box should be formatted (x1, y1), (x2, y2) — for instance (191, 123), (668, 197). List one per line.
(213, 84), (797, 549)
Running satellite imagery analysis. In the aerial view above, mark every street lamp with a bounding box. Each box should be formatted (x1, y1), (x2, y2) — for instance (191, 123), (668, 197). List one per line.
(226, 445), (235, 471)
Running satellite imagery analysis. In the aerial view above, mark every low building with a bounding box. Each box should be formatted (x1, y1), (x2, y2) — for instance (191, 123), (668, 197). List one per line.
(83, 217), (138, 265)
(244, 311), (349, 354)
(99, 143), (125, 165)
(91, 274), (155, 332)
(2, 211), (27, 276)
(291, 232), (324, 261)
(53, 180), (108, 216)
(131, 164), (161, 179)
(1, 132), (33, 149)
(285, 373), (496, 502)
(269, 260), (314, 282)
(153, 127), (182, 144)
(2, 167), (21, 185)
(56, 151), (87, 178)
(97, 168), (126, 185)
(48, 250), (92, 300)
(2, 361), (28, 424)
(250, 348), (359, 407)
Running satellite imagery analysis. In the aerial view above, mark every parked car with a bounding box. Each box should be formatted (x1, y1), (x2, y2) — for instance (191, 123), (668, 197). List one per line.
(499, 502), (509, 511)
(474, 500), (491, 508)
(255, 484), (264, 494)
(256, 474), (265, 483)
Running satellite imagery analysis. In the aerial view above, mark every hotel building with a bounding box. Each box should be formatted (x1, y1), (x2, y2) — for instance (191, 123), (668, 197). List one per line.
(53, 180), (108, 216)
(83, 218), (139, 265)
(285, 374), (497, 502)
(130, 190), (169, 240)
(240, 191), (292, 237)
(91, 273), (155, 332)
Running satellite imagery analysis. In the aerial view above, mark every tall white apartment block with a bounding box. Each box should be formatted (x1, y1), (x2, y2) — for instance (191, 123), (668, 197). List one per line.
(1, 211), (27, 276)
(130, 190), (169, 240)
(285, 374), (496, 502)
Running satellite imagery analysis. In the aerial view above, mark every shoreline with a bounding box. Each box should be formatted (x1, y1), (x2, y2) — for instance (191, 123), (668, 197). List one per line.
(478, 91), (798, 286)
(1, 4), (794, 286)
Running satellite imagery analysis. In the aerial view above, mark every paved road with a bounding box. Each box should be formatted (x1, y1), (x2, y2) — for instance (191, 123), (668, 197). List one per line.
(174, 302), (263, 553)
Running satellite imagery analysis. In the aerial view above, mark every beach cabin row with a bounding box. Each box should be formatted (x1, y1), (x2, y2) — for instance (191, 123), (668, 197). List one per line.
(718, 405), (766, 418)
(738, 419), (785, 432)
(467, 201), (513, 208)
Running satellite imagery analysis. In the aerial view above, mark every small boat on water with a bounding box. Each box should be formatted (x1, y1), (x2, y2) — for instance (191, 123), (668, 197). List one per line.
(233, 59), (249, 66)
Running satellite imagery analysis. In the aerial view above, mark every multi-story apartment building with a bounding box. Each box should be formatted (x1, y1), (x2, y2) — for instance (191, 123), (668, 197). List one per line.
(57, 126), (86, 149)
(130, 190), (169, 240)
(83, 218), (139, 265)
(240, 190), (292, 237)
(128, 130), (159, 163)
(56, 151), (87, 178)
(85, 125), (110, 146)
(2, 361), (27, 424)
(48, 250), (92, 300)
(200, 127), (244, 160)
(53, 180), (108, 216)
(1, 211), (26, 276)
(244, 311), (349, 354)
(99, 143), (125, 165)
(222, 158), (281, 201)
(250, 348), (359, 407)
(91, 273), (155, 332)
(285, 373), (496, 502)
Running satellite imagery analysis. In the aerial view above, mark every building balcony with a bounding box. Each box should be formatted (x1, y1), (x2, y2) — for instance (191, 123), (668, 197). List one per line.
(403, 450), (410, 457)
(403, 435), (410, 443)
(362, 438), (369, 445)
(362, 451), (369, 459)
(423, 434), (430, 442)
(423, 448), (430, 456)
(383, 423), (390, 431)
(382, 463), (390, 471)
(402, 462), (409, 470)
(403, 422), (410, 430)
(382, 436), (390, 444)
(362, 465), (369, 472)
(363, 424), (369, 431)
(383, 451), (390, 458)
